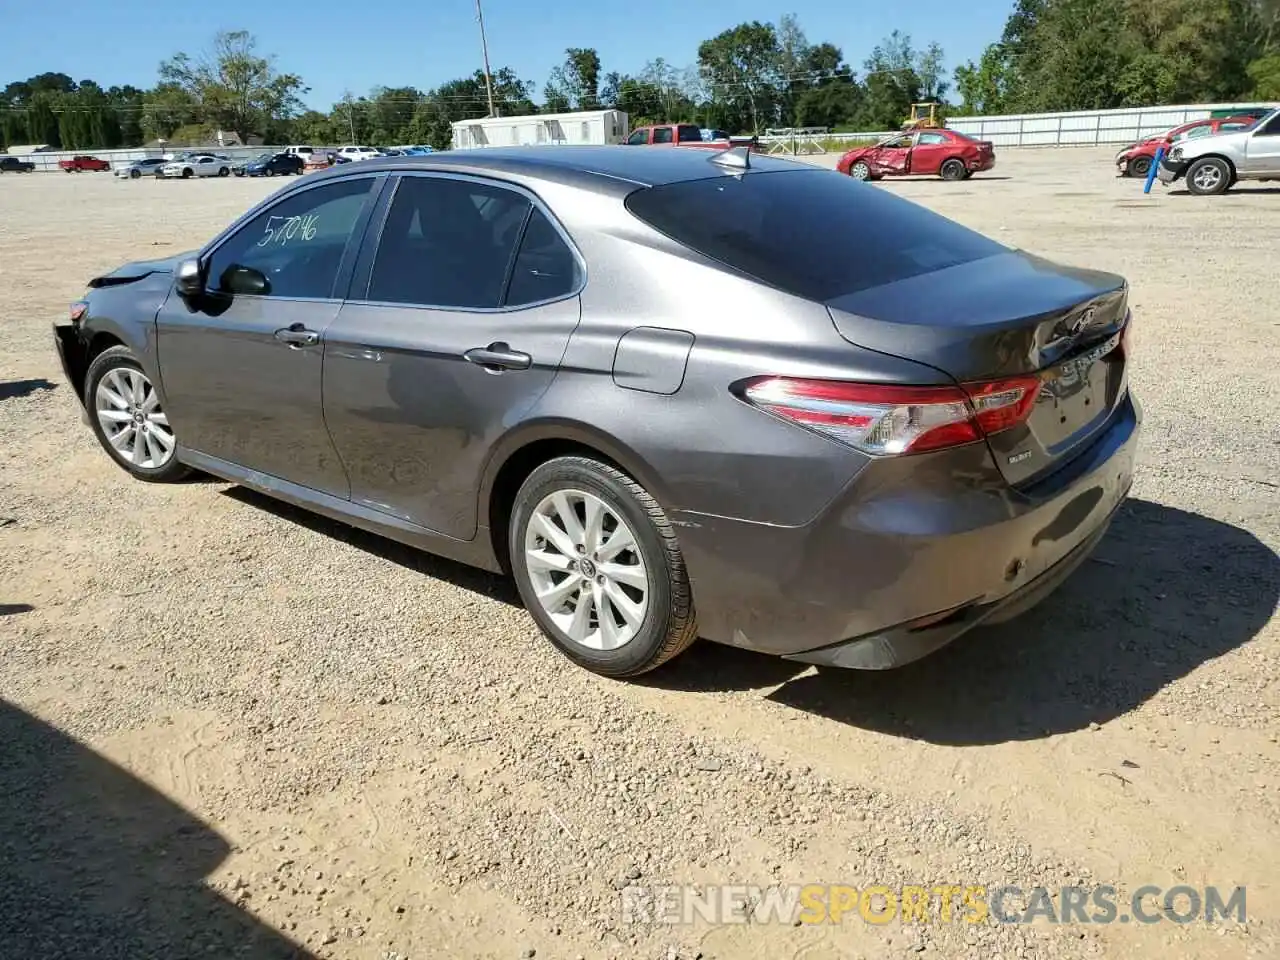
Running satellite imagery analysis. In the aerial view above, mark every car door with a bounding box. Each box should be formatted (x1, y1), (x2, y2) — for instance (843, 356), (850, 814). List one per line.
(1243, 111), (1280, 174)
(909, 131), (949, 175)
(870, 134), (913, 175)
(193, 157), (213, 177)
(155, 172), (385, 494)
(322, 172), (583, 539)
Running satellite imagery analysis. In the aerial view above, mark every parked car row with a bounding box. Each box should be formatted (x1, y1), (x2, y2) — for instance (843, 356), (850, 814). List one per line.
(1156, 105), (1280, 195)
(1114, 113), (1262, 178)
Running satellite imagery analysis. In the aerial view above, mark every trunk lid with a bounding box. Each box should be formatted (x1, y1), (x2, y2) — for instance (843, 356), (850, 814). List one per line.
(826, 250), (1130, 486)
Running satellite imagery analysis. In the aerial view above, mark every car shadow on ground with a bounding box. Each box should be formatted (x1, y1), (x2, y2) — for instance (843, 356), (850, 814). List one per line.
(0, 377), (56, 401)
(0, 699), (315, 958)
(0, 603), (34, 616)
(220, 486), (519, 605)
(643, 498), (1279, 745)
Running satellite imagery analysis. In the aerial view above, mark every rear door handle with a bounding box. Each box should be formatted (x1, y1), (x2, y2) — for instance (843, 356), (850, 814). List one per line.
(274, 323), (320, 347)
(463, 342), (532, 371)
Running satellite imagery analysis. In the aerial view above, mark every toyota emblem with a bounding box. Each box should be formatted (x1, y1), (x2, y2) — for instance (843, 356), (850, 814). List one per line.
(1070, 306), (1097, 335)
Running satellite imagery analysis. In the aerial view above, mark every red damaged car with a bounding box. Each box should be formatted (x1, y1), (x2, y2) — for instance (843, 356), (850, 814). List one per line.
(1114, 116), (1258, 177)
(837, 128), (996, 182)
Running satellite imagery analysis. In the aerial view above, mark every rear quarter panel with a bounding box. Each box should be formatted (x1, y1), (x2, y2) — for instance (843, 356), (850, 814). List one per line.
(495, 181), (960, 528)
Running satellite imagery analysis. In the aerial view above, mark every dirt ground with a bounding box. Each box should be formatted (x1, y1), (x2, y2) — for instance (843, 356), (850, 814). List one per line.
(1, 148), (1277, 960)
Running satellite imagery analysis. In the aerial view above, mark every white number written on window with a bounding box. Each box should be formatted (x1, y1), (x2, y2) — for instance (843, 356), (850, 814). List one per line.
(258, 214), (320, 247)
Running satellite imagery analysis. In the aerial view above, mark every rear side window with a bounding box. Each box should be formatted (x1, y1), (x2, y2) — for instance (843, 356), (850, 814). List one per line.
(505, 208), (581, 306)
(653, 127), (673, 144)
(624, 169), (1007, 301)
(368, 176), (532, 309)
(677, 124), (702, 143)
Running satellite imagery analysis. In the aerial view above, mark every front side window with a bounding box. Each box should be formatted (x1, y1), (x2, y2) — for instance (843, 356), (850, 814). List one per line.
(626, 129), (649, 145)
(882, 136), (913, 150)
(205, 177), (374, 300)
(367, 176), (532, 309)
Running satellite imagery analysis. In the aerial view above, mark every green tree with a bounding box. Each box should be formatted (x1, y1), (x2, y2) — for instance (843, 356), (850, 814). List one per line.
(954, 45), (1017, 113)
(141, 82), (199, 141)
(698, 21), (782, 133)
(1249, 52), (1280, 96)
(158, 30), (308, 144)
(856, 31), (923, 130)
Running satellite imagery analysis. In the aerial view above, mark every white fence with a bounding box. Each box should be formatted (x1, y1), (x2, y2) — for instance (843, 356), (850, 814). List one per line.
(946, 102), (1279, 147)
(757, 101), (1279, 152)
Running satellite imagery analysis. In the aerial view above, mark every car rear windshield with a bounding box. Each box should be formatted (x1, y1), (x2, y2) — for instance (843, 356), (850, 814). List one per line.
(624, 169), (1007, 301)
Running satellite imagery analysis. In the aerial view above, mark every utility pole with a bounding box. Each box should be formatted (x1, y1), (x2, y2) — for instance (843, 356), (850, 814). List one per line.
(475, 0), (497, 117)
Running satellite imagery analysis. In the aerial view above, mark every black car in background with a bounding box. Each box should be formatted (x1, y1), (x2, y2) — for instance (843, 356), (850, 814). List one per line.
(235, 152), (306, 177)
(1, 156), (36, 173)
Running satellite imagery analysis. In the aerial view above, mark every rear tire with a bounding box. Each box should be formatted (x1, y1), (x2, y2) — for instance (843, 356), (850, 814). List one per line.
(84, 346), (191, 484)
(509, 456), (697, 678)
(218, 166), (229, 177)
(940, 158), (967, 180)
(1186, 157), (1231, 196)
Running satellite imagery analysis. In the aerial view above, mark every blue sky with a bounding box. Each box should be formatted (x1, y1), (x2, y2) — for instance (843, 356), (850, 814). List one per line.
(1, 0), (1011, 110)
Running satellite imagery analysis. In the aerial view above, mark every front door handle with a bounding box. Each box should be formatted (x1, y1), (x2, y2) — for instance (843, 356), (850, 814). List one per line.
(463, 342), (532, 371)
(274, 323), (320, 347)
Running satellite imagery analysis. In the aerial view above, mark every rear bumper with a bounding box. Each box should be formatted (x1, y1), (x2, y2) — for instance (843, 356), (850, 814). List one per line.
(675, 391), (1141, 667)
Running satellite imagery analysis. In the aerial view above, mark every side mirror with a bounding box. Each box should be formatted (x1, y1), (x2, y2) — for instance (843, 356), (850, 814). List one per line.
(220, 265), (271, 297)
(175, 258), (204, 297)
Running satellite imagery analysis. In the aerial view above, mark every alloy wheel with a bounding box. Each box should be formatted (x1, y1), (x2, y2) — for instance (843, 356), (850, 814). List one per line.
(523, 488), (650, 651)
(1192, 164), (1223, 192)
(94, 367), (176, 469)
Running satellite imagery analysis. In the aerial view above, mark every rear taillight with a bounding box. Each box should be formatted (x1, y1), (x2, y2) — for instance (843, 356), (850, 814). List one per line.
(740, 375), (1041, 456)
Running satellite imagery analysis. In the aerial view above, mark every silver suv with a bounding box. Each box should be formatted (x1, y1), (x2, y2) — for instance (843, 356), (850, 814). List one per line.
(1157, 107), (1280, 195)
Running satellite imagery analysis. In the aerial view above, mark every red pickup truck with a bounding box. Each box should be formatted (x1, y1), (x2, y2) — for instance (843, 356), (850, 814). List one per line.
(59, 155), (111, 172)
(623, 124), (760, 151)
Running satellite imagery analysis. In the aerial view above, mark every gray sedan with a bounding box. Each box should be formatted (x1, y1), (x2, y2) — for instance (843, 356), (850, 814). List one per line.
(115, 158), (168, 179)
(52, 147), (1140, 678)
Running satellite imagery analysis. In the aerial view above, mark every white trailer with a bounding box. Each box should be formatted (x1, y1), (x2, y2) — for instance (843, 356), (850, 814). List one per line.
(451, 109), (629, 150)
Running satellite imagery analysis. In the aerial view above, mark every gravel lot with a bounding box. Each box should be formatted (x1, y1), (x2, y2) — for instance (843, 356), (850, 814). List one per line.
(2, 149), (1278, 960)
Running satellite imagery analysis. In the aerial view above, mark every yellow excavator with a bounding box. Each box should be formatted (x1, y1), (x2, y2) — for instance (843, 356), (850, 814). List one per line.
(902, 102), (942, 131)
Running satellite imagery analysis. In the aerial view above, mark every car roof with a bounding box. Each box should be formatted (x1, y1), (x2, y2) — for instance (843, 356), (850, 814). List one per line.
(306, 145), (811, 194)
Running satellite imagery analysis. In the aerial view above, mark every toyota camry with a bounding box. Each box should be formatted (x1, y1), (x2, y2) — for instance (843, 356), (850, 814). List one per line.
(53, 146), (1139, 678)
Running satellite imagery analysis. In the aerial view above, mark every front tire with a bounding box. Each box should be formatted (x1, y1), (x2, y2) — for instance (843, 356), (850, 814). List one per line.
(849, 160), (872, 181)
(1186, 157), (1231, 195)
(940, 158), (967, 180)
(509, 456), (697, 678)
(1128, 156), (1152, 178)
(85, 346), (190, 483)
(181, 168), (192, 179)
